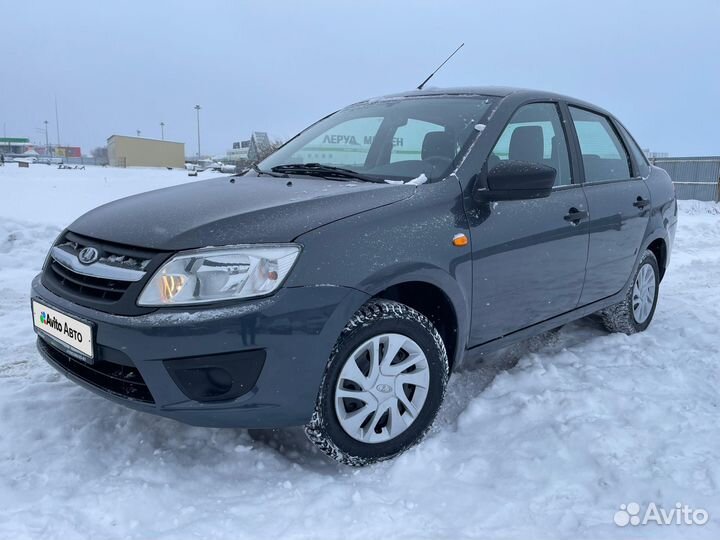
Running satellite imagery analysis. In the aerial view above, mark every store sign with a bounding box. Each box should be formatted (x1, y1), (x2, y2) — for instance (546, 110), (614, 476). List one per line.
(321, 134), (404, 147)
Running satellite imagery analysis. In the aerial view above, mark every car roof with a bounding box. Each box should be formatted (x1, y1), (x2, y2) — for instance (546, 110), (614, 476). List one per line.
(359, 86), (611, 116)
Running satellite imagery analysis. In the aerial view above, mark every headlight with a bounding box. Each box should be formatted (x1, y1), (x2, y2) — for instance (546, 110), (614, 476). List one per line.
(137, 244), (301, 306)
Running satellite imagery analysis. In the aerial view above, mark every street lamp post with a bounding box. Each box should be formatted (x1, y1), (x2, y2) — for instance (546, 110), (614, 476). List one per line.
(43, 120), (50, 157)
(54, 97), (61, 149)
(160, 122), (165, 141)
(194, 105), (201, 163)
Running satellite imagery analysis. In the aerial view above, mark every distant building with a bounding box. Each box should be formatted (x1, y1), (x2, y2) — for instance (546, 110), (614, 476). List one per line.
(35, 146), (82, 158)
(0, 137), (30, 155)
(222, 132), (273, 164)
(107, 135), (185, 168)
(643, 149), (669, 159)
(247, 132), (272, 162)
(224, 140), (251, 162)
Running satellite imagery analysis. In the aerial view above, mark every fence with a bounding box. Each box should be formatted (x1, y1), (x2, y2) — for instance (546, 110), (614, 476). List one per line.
(671, 181), (720, 202)
(64, 156), (108, 167)
(651, 157), (720, 202)
(27, 156), (109, 167)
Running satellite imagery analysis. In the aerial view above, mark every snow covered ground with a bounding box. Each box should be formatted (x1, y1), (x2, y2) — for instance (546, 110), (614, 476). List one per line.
(0, 164), (718, 539)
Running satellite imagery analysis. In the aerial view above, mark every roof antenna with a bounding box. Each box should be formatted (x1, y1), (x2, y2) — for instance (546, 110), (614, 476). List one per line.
(417, 43), (465, 90)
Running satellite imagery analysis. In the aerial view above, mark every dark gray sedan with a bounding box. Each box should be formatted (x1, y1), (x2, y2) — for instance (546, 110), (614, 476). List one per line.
(32, 86), (676, 465)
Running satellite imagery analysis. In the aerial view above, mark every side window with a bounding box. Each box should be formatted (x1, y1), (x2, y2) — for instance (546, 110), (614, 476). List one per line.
(289, 116), (383, 167)
(569, 107), (632, 182)
(390, 119), (448, 163)
(616, 122), (651, 177)
(489, 102), (572, 186)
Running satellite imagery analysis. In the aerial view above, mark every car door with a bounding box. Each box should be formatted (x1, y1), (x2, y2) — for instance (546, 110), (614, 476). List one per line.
(567, 106), (651, 305)
(467, 102), (590, 345)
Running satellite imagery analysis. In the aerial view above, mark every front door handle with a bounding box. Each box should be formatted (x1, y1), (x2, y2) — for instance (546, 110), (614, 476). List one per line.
(564, 207), (588, 224)
(633, 197), (650, 209)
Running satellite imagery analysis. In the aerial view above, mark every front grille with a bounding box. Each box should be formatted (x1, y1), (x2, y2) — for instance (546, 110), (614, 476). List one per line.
(38, 336), (155, 404)
(41, 231), (167, 315)
(48, 260), (131, 301)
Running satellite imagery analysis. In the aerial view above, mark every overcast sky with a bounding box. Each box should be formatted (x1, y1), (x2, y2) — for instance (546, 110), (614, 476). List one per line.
(3, 0), (718, 157)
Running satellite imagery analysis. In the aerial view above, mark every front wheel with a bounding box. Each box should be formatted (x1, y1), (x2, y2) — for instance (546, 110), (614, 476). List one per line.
(600, 250), (660, 334)
(305, 300), (449, 466)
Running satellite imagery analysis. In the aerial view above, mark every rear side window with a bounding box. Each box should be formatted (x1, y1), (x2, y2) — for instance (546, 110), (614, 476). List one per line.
(616, 122), (651, 177)
(569, 107), (631, 183)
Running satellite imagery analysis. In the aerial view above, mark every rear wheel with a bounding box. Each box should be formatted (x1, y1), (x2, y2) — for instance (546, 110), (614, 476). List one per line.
(305, 300), (449, 466)
(600, 250), (660, 334)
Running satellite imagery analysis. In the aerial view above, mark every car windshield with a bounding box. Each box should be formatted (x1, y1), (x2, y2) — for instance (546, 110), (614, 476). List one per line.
(259, 95), (498, 182)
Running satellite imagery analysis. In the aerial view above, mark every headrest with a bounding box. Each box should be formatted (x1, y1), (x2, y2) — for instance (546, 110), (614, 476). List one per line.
(422, 131), (455, 160)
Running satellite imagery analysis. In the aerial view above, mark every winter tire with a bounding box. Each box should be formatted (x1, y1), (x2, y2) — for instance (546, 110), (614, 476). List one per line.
(600, 249), (660, 334)
(305, 299), (449, 466)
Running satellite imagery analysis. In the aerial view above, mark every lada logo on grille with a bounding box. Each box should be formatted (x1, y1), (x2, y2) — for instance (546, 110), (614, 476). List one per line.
(78, 246), (100, 265)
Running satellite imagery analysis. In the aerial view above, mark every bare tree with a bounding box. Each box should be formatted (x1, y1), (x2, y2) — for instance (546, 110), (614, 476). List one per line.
(252, 138), (283, 164)
(91, 146), (108, 165)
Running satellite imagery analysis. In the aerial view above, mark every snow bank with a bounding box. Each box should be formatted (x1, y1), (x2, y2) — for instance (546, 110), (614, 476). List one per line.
(678, 199), (720, 216)
(0, 163), (227, 225)
(0, 166), (719, 539)
(0, 218), (60, 267)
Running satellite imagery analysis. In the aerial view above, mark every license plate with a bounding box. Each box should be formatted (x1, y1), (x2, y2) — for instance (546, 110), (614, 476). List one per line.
(32, 300), (94, 360)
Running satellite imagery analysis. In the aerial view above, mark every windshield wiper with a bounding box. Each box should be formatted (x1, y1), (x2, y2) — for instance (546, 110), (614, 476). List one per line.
(251, 164), (288, 178)
(270, 163), (381, 183)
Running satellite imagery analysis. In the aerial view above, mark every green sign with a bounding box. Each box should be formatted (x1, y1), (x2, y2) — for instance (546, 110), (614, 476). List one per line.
(0, 137), (30, 143)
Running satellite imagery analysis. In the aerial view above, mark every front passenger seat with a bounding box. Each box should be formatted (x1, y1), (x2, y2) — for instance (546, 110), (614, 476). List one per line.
(508, 125), (544, 163)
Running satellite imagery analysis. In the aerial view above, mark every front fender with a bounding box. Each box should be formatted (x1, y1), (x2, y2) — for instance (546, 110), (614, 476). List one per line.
(287, 179), (472, 367)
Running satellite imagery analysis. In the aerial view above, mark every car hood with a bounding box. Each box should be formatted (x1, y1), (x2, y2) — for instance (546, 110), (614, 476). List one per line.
(68, 175), (414, 250)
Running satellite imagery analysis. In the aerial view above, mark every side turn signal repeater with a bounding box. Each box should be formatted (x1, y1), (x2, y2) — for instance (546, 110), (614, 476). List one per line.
(452, 233), (469, 247)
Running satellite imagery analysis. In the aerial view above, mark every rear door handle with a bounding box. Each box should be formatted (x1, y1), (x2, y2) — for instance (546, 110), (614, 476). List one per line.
(564, 208), (588, 224)
(633, 197), (650, 208)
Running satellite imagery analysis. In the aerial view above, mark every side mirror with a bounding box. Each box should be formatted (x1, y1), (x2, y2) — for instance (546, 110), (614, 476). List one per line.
(475, 160), (556, 202)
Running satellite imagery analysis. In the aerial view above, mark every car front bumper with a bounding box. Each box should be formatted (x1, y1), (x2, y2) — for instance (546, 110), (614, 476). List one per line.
(31, 275), (369, 428)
